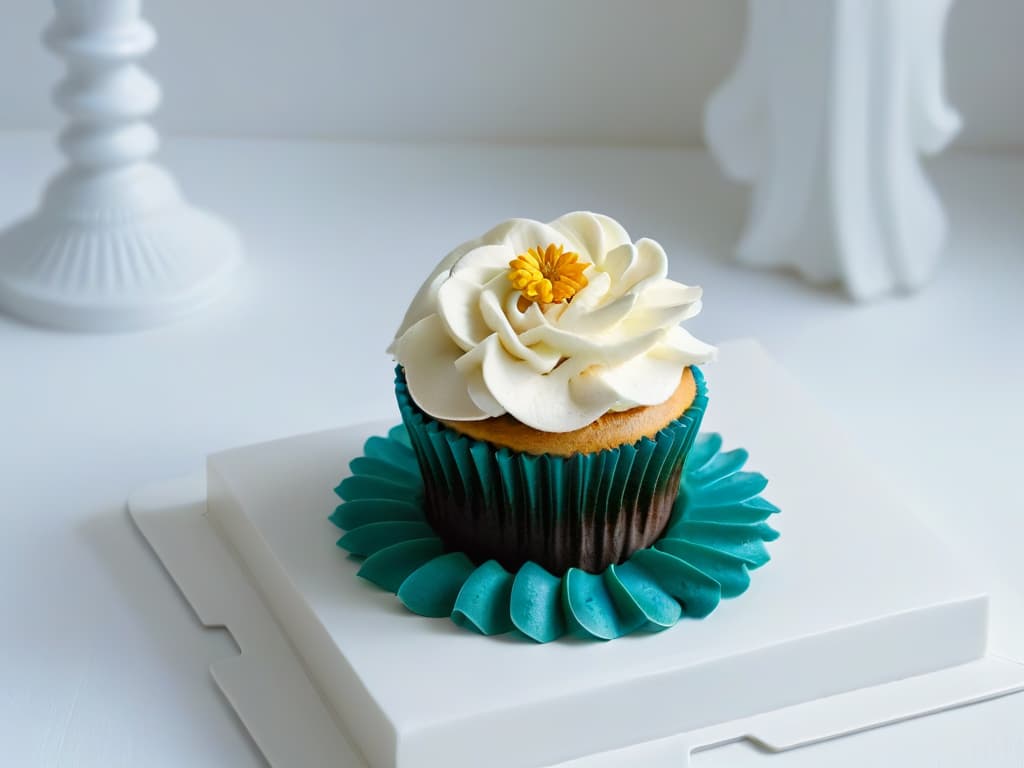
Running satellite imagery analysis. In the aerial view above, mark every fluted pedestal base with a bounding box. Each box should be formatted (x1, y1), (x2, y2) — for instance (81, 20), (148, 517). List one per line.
(0, 162), (241, 332)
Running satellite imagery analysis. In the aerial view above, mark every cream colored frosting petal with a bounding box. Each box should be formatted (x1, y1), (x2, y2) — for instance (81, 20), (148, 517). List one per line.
(555, 270), (612, 326)
(624, 281), (704, 330)
(551, 211), (631, 264)
(454, 337), (507, 417)
(518, 323), (667, 367)
(438, 277), (491, 351)
(574, 354), (685, 411)
(436, 244), (515, 352)
(395, 314), (489, 420)
(633, 238), (670, 278)
(656, 326), (719, 363)
(618, 238), (669, 296)
(555, 291), (637, 335)
(479, 284), (560, 372)
(449, 243), (514, 279)
(601, 243), (636, 288)
(634, 279), (703, 310)
(387, 268), (448, 356)
(503, 289), (548, 334)
(389, 235), (485, 351)
(497, 219), (586, 259)
(481, 345), (607, 432)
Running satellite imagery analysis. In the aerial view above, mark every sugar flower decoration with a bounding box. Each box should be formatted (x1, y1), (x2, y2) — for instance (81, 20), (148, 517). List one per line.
(508, 244), (589, 305)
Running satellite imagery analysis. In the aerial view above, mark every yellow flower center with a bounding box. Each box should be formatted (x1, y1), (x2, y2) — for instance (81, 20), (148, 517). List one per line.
(507, 244), (590, 305)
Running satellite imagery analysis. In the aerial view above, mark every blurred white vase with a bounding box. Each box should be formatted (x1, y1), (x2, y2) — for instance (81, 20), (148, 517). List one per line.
(0, 0), (242, 332)
(705, 0), (961, 301)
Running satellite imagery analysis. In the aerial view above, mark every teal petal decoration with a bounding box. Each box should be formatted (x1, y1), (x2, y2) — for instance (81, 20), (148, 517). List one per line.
(510, 562), (566, 643)
(363, 434), (419, 474)
(348, 456), (421, 488)
(607, 562), (682, 629)
(628, 548), (722, 618)
(331, 423), (779, 643)
(692, 471), (769, 507)
(387, 424), (412, 447)
(398, 552), (476, 618)
(452, 560), (515, 635)
(330, 498), (424, 529)
(686, 432), (722, 470)
(655, 539), (753, 599)
(336, 474), (420, 505)
(564, 569), (646, 640)
(358, 537), (444, 593)
(338, 520), (435, 557)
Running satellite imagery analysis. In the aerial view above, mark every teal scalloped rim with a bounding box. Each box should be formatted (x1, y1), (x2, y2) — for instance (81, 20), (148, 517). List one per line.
(331, 422), (780, 643)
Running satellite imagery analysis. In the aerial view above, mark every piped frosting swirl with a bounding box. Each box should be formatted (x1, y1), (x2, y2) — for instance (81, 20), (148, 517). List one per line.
(391, 212), (716, 433)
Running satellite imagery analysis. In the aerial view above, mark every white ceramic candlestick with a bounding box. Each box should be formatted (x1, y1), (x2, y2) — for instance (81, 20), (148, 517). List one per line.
(0, 0), (242, 332)
(705, 0), (961, 301)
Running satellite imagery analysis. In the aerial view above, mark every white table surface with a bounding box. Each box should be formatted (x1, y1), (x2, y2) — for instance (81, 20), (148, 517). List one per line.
(1, 133), (1022, 767)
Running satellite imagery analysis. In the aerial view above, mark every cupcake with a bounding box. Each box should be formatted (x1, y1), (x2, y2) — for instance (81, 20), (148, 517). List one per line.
(389, 212), (716, 575)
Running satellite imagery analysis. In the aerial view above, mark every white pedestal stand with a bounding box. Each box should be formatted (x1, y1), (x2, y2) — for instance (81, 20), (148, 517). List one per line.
(0, 0), (242, 332)
(705, 0), (961, 301)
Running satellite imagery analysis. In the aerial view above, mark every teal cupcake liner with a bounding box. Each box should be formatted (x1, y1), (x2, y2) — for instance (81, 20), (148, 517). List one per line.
(332, 425), (780, 643)
(394, 367), (709, 574)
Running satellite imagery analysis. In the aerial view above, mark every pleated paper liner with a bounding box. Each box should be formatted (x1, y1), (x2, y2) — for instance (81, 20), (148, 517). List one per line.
(332, 423), (780, 643)
(395, 366), (708, 574)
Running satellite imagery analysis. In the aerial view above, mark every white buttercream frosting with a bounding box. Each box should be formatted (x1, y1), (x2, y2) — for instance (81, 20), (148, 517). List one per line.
(391, 211), (716, 432)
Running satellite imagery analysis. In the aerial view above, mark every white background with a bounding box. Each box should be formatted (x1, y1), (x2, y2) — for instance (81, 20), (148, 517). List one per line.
(1, 0), (1022, 148)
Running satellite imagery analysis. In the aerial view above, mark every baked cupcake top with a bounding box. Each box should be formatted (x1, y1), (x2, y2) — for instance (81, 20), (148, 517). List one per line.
(391, 212), (716, 433)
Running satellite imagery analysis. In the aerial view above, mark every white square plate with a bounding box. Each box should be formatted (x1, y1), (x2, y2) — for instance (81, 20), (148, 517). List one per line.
(130, 340), (1024, 768)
